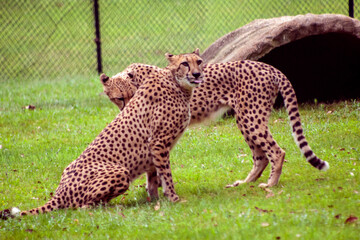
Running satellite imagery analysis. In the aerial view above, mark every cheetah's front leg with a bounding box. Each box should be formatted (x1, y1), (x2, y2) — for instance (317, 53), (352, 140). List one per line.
(150, 142), (179, 202)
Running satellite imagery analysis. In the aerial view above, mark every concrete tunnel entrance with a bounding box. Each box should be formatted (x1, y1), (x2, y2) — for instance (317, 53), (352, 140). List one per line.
(201, 14), (360, 105)
(259, 32), (360, 105)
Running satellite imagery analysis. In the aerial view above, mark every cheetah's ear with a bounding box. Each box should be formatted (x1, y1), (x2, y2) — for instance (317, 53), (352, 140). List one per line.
(165, 53), (175, 63)
(193, 48), (200, 56)
(128, 69), (140, 88)
(100, 73), (110, 85)
(127, 69), (134, 79)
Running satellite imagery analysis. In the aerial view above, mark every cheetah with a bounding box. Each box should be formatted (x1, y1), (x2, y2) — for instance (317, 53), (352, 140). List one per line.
(101, 60), (329, 189)
(0, 49), (204, 220)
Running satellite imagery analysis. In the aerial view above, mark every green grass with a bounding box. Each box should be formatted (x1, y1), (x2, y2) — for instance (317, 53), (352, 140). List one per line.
(0, 77), (359, 239)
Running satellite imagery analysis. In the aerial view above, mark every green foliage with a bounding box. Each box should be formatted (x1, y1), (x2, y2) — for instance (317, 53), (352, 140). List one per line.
(0, 77), (359, 239)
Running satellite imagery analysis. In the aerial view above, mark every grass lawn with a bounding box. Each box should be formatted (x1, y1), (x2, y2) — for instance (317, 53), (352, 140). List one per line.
(0, 76), (359, 239)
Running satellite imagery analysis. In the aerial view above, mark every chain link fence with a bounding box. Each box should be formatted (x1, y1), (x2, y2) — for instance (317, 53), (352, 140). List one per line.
(0, 0), (357, 81)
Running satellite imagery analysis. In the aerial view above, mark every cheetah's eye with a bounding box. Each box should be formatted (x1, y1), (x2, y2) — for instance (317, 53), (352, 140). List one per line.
(181, 62), (189, 67)
(114, 97), (124, 101)
(196, 59), (203, 65)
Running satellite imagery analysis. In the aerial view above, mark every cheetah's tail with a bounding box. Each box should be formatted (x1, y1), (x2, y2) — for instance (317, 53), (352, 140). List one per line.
(0, 197), (60, 220)
(277, 74), (329, 171)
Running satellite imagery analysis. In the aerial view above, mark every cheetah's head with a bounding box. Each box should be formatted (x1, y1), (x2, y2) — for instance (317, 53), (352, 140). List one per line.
(100, 67), (138, 111)
(165, 48), (204, 91)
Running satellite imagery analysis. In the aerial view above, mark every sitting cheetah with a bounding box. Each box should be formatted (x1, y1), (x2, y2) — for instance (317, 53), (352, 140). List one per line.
(0, 49), (204, 220)
(101, 60), (329, 189)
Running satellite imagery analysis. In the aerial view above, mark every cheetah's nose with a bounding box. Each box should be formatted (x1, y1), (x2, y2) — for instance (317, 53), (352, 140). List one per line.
(192, 72), (201, 79)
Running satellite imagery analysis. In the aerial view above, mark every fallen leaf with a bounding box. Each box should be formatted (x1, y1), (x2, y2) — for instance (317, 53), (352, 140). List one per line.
(264, 188), (273, 193)
(334, 214), (341, 219)
(266, 192), (275, 198)
(23, 105), (36, 110)
(261, 222), (270, 227)
(135, 184), (146, 188)
(154, 201), (160, 211)
(278, 190), (284, 195)
(339, 148), (345, 151)
(345, 215), (358, 224)
(25, 229), (34, 233)
(255, 206), (272, 213)
(274, 118), (284, 123)
(276, 237), (281, 240)
(119, 212), (126, 218)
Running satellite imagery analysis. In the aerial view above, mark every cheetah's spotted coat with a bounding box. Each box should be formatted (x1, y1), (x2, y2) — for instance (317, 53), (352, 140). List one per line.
(0, 49), (204, 220)
(102, 60), (329, 189)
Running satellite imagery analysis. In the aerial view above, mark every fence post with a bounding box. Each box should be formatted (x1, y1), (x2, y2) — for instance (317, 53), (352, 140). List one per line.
(349, 0), (354, 18)
(93, 0), (102, 74)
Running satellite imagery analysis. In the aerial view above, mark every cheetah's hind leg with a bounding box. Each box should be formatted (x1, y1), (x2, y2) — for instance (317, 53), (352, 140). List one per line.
(146, 167), (160, 200)
(226, 144), (269, 188)
(86, 166), (130, 206)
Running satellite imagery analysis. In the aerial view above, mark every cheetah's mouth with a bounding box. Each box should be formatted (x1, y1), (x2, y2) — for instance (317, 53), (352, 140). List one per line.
(188, 77), (203, 85)
(190, 80), (202, 84)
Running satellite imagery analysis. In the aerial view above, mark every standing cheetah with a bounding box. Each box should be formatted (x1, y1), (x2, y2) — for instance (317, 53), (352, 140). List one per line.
(0, 49), (204, 220)
(101, 61), (329, 189)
